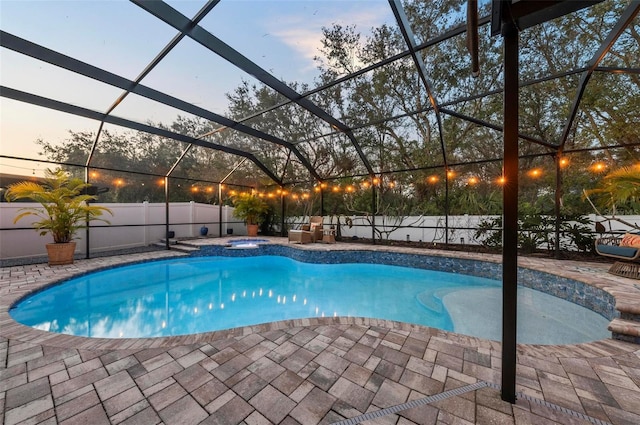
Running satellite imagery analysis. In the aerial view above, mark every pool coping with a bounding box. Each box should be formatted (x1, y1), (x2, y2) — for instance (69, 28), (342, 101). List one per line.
(1, 237), (639, 355)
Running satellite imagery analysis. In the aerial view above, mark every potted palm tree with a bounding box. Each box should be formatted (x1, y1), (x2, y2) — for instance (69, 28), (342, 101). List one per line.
(4, 168), (112, 265)
(231, 193), (268, 237)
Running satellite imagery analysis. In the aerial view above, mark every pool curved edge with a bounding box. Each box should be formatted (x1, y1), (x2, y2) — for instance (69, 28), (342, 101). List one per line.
(1, 241), (638, 353)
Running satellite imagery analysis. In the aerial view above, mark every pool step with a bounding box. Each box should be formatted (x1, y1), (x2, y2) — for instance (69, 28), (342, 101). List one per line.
(608, 318), (640, 344)
(153, 240), (201, 253)
(172, 244), (201, 253)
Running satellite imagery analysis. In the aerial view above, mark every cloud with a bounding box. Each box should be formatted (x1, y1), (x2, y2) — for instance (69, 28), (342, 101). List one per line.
(268, 4), (393, 67)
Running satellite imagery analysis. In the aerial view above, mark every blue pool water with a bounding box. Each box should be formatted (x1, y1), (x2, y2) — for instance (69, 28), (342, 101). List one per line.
(10, 256), (610, 344)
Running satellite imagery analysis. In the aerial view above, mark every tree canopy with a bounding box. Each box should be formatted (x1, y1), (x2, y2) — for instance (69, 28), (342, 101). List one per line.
(33, 0), (638, 219)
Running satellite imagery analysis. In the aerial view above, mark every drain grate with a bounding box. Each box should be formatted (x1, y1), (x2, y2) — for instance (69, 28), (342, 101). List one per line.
(483, 382), (612, 425)
(332, 381), (612, 425)
(518, 391), (612, 425)
(331, 381), (489, 425)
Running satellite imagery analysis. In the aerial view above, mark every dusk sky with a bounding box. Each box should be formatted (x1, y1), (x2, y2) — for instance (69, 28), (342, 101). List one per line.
(1, 0), (398, 175)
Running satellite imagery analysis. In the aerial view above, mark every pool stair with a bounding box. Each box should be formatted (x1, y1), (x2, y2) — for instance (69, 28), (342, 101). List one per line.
(609, 301), (640, 344)
(154, 239), (202, 253)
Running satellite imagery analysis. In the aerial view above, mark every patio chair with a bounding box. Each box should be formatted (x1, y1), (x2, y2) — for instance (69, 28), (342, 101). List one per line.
(302, 216), (323, 242)
(288, 229), (313, 244)
(595, 234), (640, 279)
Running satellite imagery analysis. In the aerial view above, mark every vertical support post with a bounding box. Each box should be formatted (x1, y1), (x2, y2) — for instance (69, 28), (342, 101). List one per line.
(143, 201), (150, 245)
(501, 21), (519, 404)
(554, 154), (562, 259)
(218, 183), (223, 238)
(371, 176), (376, 244)
(281, 190), (286, 237)
(164, 176), (170, 250)
(445, 169), (450, 245)
(84, 166), (91, 259)
(320, 185), (325, 217)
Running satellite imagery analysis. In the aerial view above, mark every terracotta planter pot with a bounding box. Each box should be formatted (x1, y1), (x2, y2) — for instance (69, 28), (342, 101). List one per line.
(46, 242), (76, 266)
(247, 224), (259, 237)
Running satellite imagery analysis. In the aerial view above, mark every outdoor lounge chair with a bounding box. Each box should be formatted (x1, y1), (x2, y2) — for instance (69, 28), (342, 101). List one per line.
(288, 229), (313, 244)
(297, 216), (324, 242)
(287, 216), (324, 244)
(595, 234), (640, 279)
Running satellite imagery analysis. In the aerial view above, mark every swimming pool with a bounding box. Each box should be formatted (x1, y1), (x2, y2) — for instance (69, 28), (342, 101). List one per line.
(10, 255), (610, 344)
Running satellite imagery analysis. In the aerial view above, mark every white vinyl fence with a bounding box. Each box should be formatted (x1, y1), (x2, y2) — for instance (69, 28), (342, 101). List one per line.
(2, 200), (638, 260)
(0, 202), (244, 260)
(290, 214), (640, 246)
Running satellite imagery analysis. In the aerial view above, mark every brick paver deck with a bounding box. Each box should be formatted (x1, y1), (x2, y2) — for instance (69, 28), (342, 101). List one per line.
(1, 238), (639, 424)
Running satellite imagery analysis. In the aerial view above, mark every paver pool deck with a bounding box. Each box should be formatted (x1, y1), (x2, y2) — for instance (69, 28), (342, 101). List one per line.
(1, 238), (639, 425)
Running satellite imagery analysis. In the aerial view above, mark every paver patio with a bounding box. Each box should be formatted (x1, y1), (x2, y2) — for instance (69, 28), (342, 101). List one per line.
(1, 238), (639, 424)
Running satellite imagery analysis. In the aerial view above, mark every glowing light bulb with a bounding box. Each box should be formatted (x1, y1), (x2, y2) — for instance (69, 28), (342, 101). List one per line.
(528, 168), (542, 178)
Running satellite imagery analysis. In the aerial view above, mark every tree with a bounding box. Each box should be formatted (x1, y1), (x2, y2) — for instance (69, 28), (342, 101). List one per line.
(584, 166), (640, 230)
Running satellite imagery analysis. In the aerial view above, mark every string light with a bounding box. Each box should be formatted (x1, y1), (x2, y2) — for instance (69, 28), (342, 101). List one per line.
(558, 157), (569, 168)
(262, 171), (556, 198)
(446, 170), (455, 179)
(528, 168), (542, 178)
(590, 162), (607, 173)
